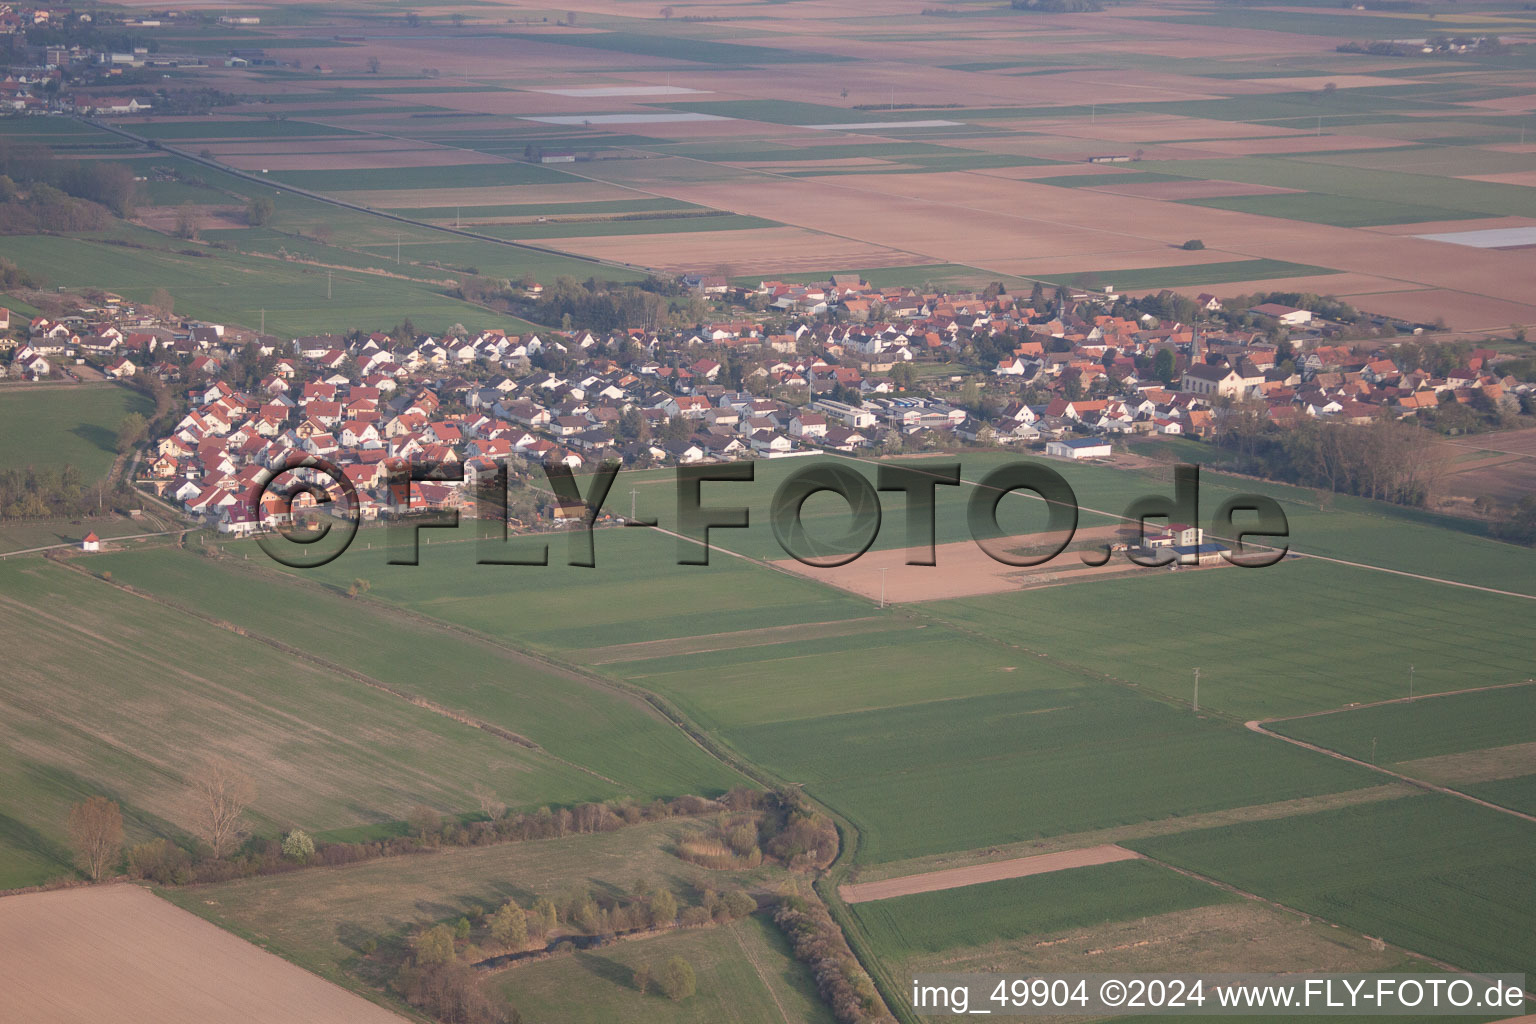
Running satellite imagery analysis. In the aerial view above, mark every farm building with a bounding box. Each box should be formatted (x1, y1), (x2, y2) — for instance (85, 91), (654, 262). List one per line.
(1046, 437), (1112, 459)
(80, 532), (100, 552)
(1248, 302), (1312, 327)
(1172, 542), (1230, 566)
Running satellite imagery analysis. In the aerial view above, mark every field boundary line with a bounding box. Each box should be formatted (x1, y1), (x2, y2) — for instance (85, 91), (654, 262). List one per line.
(1245, 719), (1536, 824)
(1260, 678), (1536, 725)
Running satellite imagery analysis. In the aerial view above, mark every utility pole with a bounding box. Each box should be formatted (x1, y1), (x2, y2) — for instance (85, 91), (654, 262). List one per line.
(1409, 664), (1414, 698)
(1192, 667), (1200, 713)
(630, 487), (638, 522)
(396, 234), (401, 264)
(878, 566), (889, 609)
(456, 206), (461, 229)
(260, 308), (264, 334)
(327, 271), (332, 300)
(1371, 737), (1378, 764)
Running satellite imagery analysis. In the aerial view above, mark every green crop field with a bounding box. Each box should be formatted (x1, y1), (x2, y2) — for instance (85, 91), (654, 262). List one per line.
(1270, 685), (1536, 764)
(133, 119), (361, 140)
(86, 546), (745, 802)
(0, 558), (614, 889)
(0, 234), (509, 337)
(1462, 774), (1536, 815)
(921, 559), (1536, 720)
(853, 859), (1234, 960)
(0, 384), (151, 479)
(1181, 192), (1492, 227)
(242, 523), (872, 652)
(726, 684), (1376, 864)
(491, 916), (836, 1024)
(1049, 259), (1337, 290)
(1127, 795), (1536, 976)
(266, 161), (582, 191)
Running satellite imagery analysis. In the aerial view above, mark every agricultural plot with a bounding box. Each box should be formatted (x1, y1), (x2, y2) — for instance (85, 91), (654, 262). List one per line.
(725, 684), (1376, 865)
(853, 859), (1233, 960)
(0, 384), (151, 480)
(1126, 795), (1536, 976)
(0, 886), (408, 1024)
(1270, 685), (1536, 766)
(0, 558), (616, 888)
(86, 546), (744, 803)
(921, 558), (1536, 720)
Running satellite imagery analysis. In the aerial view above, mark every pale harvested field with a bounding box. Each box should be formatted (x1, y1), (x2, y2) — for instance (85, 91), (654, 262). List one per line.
(1396, 741), (1536, 786)
(771, 528), (1153, 604)
(136, 205), (248, 233)
(1462, 169), (1536, 187)
(1187, 273), (1422, 299)
(1345, 287), (1536, 330)
(0, 886), (407, 1024)
(537, 225), (921, 275)
(840, 844), (1140, 903)
(1084, 180), (1302, 200)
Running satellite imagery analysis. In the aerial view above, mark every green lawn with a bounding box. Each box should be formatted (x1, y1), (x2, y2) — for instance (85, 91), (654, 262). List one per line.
(1127, 794), (1536, 976)
(0, 384), (151, 479)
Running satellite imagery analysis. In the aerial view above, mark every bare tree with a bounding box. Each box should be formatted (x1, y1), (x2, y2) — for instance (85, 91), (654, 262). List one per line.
(189, 757), (256, 858)
(474, 786), (507, 821)
(67, 796), (123, 881)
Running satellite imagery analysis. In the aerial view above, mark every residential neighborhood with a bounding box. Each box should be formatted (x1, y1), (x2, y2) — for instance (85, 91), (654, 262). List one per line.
(3, 273), (1530, 538)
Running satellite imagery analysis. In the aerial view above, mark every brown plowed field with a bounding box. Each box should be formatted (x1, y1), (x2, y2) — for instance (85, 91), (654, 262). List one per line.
(840, 844), (1140, 903)
(0, 886), (408, 1023)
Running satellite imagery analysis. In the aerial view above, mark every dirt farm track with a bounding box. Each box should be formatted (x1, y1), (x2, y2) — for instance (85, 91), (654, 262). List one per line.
(0, 885), (407, 1023)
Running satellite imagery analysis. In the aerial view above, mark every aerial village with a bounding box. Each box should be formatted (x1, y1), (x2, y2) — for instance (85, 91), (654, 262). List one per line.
(3, 271), (1531, 536)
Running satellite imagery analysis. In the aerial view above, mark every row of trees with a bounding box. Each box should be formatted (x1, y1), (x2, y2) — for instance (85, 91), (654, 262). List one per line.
(0, 179), (114, 234)
(774, 889), (893, 1024)
(1213, 404), (1451, 506)
(0, 138), (136, 218)
(0, 465), (133, 520)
